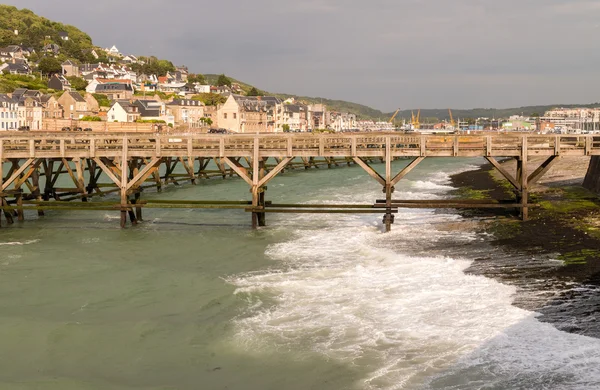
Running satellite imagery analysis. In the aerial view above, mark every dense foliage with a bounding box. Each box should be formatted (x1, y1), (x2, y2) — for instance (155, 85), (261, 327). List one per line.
(130, 56), (175, 77)
(0, 74), (48, 93)
(246, 87), (262, 97)
(0, 5), (93, 61)
(91, 93), (110, 107)
(188, 73), (206, 84)
(67, 76), (87, 91)
(216, 74), (232, 87)
(192, 93), (227, 106)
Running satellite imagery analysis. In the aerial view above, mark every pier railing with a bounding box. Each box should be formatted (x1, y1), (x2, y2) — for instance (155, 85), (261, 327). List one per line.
(1, 133), (599, 159)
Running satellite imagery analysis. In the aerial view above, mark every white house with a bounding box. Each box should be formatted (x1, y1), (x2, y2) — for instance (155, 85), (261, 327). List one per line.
(106, 45), (120, 56)
(194, 84), (211, 94)
(107, 101), (140, 122)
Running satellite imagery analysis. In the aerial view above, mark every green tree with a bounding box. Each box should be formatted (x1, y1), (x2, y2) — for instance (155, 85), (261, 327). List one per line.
(216, 74), (232, 87)
(200, 117), (213, 126)
(192, 93), (226, 106)
(38, 56), (62, 76)
(188, 73), (206, 84)
(282, 124), (290, 132)
(247, 87), (262, 96)
(67, 76), (87, 91)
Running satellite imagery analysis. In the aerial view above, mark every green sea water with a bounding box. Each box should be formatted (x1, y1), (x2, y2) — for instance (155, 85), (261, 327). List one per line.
(1, 158), (600, 390)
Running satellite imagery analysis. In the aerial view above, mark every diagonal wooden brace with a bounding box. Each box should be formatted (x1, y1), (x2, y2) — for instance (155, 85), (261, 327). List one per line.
(223, 157), (253, 186)
(485, 156), (520, 190)
(353, 157), (386, 186)
(391, 157), (425, 186)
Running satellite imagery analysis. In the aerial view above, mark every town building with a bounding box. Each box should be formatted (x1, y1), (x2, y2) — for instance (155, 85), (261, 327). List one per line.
(40, 94), (63, 119)
(48, 74), (72, 91)
(17, 97), (43, 130)
(167, 99), (205, 127)
(328, 112), (357, 132)
(57, 91), (93, 119)
(133, 100), (174, 125)
(218, 95), (282, 133)
(89, 79), (134, 100)
(279, 104), (309, 132)
(0, 94), (18, 130)
(61, 60), (79, 77)
(107, 100), (141, 122)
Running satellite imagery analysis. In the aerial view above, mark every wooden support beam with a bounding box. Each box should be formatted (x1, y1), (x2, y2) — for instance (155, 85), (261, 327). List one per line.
(126, 157), (162, 192)
(390, 157), (425, 186)
(2, 158), (34, 191)
(222, 157), (253, 186)
(485, 156), (520, 190)
(352, 157), (385, 186)
(258, 157), (292, 187)
(13, 159), (42, 190)
(93, 158), (121, 187)
(527, 155), (561, 186)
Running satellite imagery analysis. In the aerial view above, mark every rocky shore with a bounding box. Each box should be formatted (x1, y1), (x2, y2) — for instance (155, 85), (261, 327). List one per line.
(451, 157), (600, 338)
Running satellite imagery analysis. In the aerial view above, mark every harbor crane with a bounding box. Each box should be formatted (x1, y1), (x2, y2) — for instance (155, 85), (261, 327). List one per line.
(411, 109), (421, 130)
(389, 108), (401, 124)
(448, 109), (456, 128)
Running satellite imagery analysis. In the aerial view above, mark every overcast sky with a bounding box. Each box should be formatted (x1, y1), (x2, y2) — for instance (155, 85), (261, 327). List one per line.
(6, 0), (600, 111)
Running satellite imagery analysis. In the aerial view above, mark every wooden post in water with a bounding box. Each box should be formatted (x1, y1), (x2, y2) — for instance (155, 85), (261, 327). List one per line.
(251, 137), (261, 228)
(120, 137), (128, 228)
(521, 136), (529, 221)
(383, 137), (394, 232)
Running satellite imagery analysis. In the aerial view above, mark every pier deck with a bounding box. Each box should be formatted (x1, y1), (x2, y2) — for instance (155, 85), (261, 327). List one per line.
(1, 132), (599, 231)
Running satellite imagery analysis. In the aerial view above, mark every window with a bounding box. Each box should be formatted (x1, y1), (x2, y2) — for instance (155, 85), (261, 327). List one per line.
(224, 113), (227, 119)
(233, 113), (237, 119)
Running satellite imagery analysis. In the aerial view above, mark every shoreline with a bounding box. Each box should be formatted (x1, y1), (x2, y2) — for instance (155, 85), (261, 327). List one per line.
(450, 157), (600, 337)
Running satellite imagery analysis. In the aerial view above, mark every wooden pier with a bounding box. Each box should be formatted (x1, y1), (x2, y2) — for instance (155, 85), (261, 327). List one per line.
(0, 132), (599, 231)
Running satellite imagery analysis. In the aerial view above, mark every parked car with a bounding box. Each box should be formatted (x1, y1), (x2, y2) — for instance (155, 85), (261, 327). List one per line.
(18, 126), (30, 131)
(61, 127), (71, 131)
(83, 128), (93, 132)
(208, 128), (228, 134)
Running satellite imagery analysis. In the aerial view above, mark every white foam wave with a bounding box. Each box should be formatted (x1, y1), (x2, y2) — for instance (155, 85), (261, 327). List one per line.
(229, 160), (600, 389)
(0, 239), (40, 246)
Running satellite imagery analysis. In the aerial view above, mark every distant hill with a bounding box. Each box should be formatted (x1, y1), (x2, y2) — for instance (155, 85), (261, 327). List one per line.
(390, 104), (600, 123)
(0, 5), (94, 61)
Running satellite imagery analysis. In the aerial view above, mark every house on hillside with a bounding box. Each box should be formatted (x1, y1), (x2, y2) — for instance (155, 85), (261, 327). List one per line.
(82, 48), (99, 60)
(107, 100), (141, 122)
(1, 63), (31, 75)
(43, 44), (60, 55)
(92, 80), (134, 100)
(59, 31), (69, 41)
(122, 55), (138, 64)
(57, 91), (93, 119)
(48, 74), (72, 91)
(62, 60), (79, 77)
(106, 46), (120, 56)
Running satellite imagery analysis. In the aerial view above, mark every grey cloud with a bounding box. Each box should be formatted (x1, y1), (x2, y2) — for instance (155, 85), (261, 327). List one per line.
(4, 0), (600, 111)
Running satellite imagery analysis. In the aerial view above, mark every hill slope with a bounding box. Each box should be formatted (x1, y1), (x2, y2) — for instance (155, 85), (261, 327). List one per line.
(0, 5), (93, 61)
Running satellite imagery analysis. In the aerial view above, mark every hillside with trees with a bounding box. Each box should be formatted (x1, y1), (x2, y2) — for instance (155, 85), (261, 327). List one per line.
(0, 5), (94, 62)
